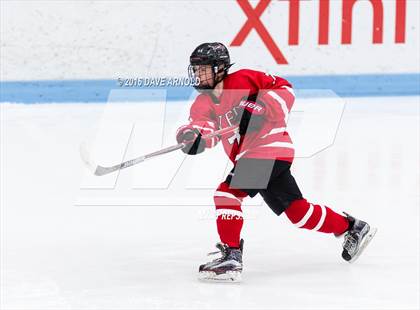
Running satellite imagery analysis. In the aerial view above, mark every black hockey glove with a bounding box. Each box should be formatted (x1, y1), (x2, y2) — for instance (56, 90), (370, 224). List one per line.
(176, 128), (206, 155)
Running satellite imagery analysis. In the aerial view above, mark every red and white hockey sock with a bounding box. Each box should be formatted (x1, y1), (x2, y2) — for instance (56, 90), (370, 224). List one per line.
(213, 182), (248, 248)
(285, 199), (349, 235)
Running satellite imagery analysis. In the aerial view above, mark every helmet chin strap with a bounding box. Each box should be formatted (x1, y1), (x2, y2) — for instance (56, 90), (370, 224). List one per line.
(213, 64), (228, 86)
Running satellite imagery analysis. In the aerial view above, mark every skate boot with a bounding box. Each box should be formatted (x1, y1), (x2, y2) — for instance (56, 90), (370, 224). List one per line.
(198, 239), (244, 282)
(341, 212), (377, 263)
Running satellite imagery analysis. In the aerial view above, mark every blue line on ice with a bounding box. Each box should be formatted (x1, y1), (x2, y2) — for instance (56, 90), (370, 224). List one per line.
(0, 73), (419, 103)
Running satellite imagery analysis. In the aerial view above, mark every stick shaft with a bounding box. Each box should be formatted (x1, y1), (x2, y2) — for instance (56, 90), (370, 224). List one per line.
(93, 125), (238, 176)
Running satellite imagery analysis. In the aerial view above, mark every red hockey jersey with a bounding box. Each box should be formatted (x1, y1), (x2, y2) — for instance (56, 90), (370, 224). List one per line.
(186, 69), (295, 163)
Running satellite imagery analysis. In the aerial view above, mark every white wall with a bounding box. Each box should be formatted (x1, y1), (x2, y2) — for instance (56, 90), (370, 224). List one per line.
(1, 0), (419, 81)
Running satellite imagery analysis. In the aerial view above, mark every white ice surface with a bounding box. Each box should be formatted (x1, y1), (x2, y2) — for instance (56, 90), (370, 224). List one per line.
(1, 97), (419, 309)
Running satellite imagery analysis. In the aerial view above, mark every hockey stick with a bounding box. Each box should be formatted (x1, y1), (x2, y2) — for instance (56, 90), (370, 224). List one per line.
(80, 125), (238, 176)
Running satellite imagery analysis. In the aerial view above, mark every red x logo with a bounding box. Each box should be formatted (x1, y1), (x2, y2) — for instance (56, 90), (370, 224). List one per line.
(231, 0), (288, 64)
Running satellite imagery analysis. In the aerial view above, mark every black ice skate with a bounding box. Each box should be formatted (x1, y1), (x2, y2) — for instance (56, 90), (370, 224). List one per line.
(198, 239), (244, 282)
(340, 212), (377, 263)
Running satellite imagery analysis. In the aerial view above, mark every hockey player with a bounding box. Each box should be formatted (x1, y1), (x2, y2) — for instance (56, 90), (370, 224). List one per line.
(176, 42), (376, 282)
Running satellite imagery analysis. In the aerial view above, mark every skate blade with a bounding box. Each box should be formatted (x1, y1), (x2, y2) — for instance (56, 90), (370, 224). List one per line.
(198, 271), (242, 283)
(349, 227), (377, 263)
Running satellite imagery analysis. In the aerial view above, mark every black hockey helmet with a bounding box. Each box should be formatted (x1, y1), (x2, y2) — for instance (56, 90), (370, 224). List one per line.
(188, 42), (233, 90)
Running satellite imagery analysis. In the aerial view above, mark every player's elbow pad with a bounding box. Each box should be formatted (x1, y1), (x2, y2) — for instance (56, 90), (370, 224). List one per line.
(259, 88), (294, 123)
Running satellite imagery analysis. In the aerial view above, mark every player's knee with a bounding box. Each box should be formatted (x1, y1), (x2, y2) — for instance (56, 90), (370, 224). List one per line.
(285, 199), (310, 224)
(214, 182), (244, 207)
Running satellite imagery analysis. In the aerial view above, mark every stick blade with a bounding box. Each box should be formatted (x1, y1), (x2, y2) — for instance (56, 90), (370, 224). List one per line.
(93, 165), (115, 176)
(80, 142), (119, 176)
